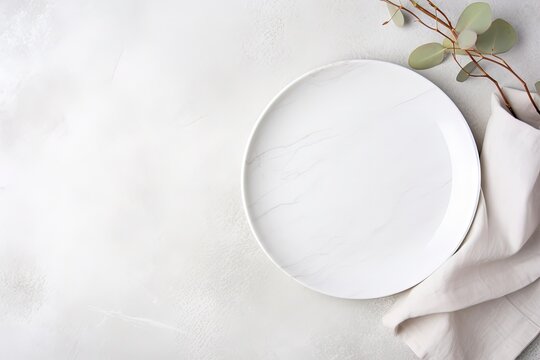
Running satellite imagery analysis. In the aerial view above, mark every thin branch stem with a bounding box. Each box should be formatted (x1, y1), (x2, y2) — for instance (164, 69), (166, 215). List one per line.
(491, 54), (540, 114)
(465, 50), (516, 116)
(427, 0), (454, 34)
(450, 50), (485, 78)
(381, 0), (454, 42)
(408, 0), (451, 30)
(462, 51), (539, 114)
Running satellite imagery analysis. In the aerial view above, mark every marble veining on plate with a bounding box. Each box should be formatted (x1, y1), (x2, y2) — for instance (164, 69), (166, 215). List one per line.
(242, 60), (480, 299)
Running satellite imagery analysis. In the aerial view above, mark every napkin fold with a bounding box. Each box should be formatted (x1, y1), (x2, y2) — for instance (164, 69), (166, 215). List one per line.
(383, 88), (540, 360)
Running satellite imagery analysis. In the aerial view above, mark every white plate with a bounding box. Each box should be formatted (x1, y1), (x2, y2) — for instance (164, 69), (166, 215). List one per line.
(241, 60), (480, 299)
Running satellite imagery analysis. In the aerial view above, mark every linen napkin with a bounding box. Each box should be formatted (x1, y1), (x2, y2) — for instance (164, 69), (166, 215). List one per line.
(383, 88), (540, 360)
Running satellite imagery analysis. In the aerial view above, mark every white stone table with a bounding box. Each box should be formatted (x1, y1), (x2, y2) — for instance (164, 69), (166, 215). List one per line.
(0, 0), (538, 358)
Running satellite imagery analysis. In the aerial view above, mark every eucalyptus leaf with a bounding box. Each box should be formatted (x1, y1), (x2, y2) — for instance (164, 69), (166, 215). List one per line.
(442, 38), (467, 55)
(455, 2), (492, 34)
(442, 38), (453, 48)
(457, 30), (477, 49)
(456, 61), (478, 82)
(536, 81), (540, 94)
(409, 43), (446, 70)
(387, 3), (405, 27)
(476, 19), (517, 54)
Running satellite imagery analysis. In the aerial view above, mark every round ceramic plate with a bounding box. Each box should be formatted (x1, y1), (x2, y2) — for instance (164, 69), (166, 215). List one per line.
(242, 60), (480, 299)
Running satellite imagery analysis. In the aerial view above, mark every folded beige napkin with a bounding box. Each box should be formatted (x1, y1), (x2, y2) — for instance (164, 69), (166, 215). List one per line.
(383, 88), (540, 360)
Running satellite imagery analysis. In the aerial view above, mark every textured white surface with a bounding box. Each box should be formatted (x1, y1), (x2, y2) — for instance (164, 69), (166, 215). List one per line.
(0, 0), (538, 358)
(243, 60), (480, 299)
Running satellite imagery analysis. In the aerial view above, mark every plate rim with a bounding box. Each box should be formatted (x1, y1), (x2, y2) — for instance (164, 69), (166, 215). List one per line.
(240, 59), (481, 299)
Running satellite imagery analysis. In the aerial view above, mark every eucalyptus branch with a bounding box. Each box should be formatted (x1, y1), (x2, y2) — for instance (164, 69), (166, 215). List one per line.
(381, 0), (540, 119)
(427, 0), (454, 31)
(465, 49), (515, 115)
(407, 0), (538, 115)
(409, 0), (452, 30)
(491, 53), (540, 114)
(451, 52), (485, 79)
(382, 0), (453, 42)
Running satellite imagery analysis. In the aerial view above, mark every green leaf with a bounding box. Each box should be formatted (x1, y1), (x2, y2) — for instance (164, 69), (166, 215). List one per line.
(535, 81), (540, 94)
(456, 61), (478, 82)
(457, 30), (477, 49)
(442, 38), (453, 48)
(387, 3), (405, 27)
(455, 2), (492, 34)
(409, 43), (446, 70)
(442, 38), (467, 55)
(476, 19), (517, 54)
